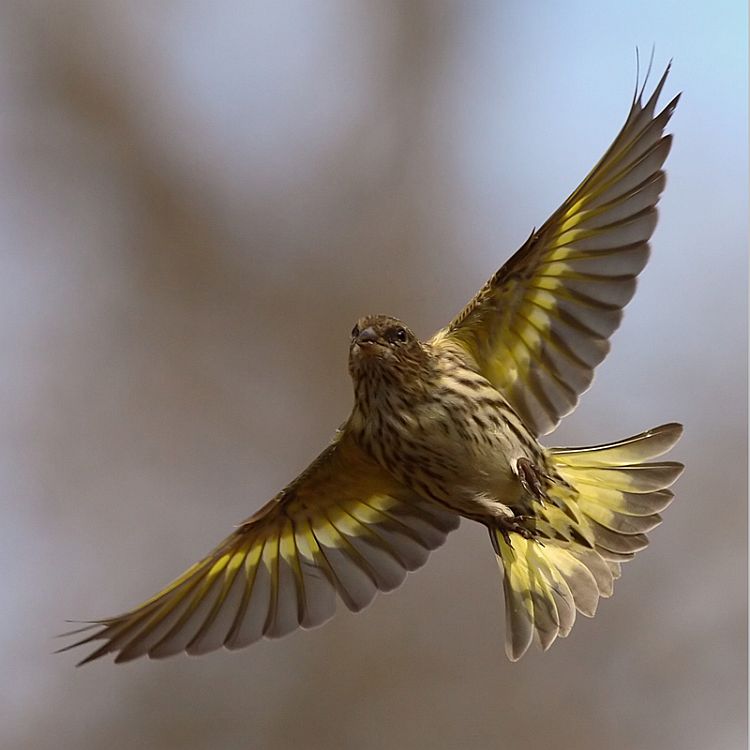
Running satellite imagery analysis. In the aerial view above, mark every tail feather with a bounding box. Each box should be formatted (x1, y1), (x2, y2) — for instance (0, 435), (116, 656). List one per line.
(493, 422), (683, 661)
(550, 422), (683, 466)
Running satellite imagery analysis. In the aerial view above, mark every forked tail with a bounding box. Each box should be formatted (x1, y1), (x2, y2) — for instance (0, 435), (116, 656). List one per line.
(491, 422), (683, 661)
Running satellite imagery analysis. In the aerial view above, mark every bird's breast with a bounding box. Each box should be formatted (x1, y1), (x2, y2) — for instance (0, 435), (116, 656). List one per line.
(350, 369), (540, 512)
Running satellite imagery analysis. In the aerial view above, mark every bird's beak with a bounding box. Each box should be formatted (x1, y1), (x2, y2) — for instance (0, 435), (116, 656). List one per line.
(357, 327), (378, 344)
(353, 326), (385, 359)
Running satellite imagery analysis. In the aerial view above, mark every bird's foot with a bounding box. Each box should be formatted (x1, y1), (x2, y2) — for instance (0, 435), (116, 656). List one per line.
(516, 457), (551, 503)
(498, 514), (537, 547)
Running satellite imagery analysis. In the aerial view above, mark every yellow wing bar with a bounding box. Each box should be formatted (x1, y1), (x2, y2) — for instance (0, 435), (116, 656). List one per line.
(432, 64), (679, 436)
(61, 431), (459, 664)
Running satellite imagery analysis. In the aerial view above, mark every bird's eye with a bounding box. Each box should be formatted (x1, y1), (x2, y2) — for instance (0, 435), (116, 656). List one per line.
(392, 327), (408, 343)
(351, 325), (359, 338)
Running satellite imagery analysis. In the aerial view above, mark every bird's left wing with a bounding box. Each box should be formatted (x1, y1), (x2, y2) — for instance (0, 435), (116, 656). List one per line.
(61, 429), (459, 664)
(431, 64), (679, 436)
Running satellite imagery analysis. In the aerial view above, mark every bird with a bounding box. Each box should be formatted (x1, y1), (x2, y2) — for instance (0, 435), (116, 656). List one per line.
(61, 61), (682, 665)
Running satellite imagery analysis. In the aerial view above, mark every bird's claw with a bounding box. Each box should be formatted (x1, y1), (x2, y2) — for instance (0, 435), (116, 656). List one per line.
(516, 457), (550, 503)
(498, 514), (537, 548)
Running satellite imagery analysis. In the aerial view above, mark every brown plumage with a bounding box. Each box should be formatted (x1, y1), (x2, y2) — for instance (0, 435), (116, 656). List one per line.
(60, 63), (682, 665)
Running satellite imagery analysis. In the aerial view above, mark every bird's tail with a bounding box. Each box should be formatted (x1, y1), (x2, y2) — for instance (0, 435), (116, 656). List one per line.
(490, 422), (683, 660)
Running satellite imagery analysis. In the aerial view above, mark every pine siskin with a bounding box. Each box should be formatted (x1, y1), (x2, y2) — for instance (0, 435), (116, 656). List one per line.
(61, 62), (682, 664)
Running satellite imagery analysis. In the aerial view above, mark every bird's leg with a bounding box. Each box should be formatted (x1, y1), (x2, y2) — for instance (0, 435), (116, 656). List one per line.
(497, 514), (536, 546)
(493, 458), (559, 550)
(516, 457), (550, 503)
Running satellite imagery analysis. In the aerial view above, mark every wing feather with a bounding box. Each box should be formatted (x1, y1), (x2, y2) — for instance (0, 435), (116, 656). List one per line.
(432, 64), (678, 435)
(61, 430), (459, 664)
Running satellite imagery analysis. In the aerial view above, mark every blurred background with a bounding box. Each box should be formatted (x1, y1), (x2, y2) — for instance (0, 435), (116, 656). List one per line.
(3, 2), (746, 749)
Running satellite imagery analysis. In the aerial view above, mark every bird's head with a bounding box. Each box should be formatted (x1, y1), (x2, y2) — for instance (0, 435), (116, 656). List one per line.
(348, 314), (428, 384)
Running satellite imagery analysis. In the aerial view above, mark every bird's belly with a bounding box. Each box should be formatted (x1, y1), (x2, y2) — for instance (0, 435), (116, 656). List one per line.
(369, 400), (531, 519)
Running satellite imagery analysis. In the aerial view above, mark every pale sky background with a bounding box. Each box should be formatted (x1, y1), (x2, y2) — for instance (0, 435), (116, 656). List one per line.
(2, 2), (747, 749)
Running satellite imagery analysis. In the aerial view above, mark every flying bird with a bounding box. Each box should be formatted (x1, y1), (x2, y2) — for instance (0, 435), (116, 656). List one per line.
(62, 63), (682, 664)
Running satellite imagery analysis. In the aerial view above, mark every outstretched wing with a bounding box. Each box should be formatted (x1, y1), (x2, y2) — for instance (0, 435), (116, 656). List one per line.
(61, 429), (459, 665)
(431, 64), (679, 436)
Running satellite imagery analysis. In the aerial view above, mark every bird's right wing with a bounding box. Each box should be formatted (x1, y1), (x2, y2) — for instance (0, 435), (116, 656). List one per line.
(431, 64), (679, 436)
(61, 429), (459, 665)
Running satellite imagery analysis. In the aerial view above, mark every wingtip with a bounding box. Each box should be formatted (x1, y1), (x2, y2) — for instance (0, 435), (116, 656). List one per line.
(74, 641), (114, 667)
(640, 45), (657, 102)
(54, 619), (112, 665)
(55, 623), (98, 639)
(75, 652), (105, 668)
(664, 91), (682, 119)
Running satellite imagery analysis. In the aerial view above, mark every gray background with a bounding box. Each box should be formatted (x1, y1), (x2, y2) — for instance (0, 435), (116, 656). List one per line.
(3, 2), (746, 749)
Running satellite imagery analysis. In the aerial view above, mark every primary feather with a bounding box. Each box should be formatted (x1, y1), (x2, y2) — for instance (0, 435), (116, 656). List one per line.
(432, 64), (680, 436)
